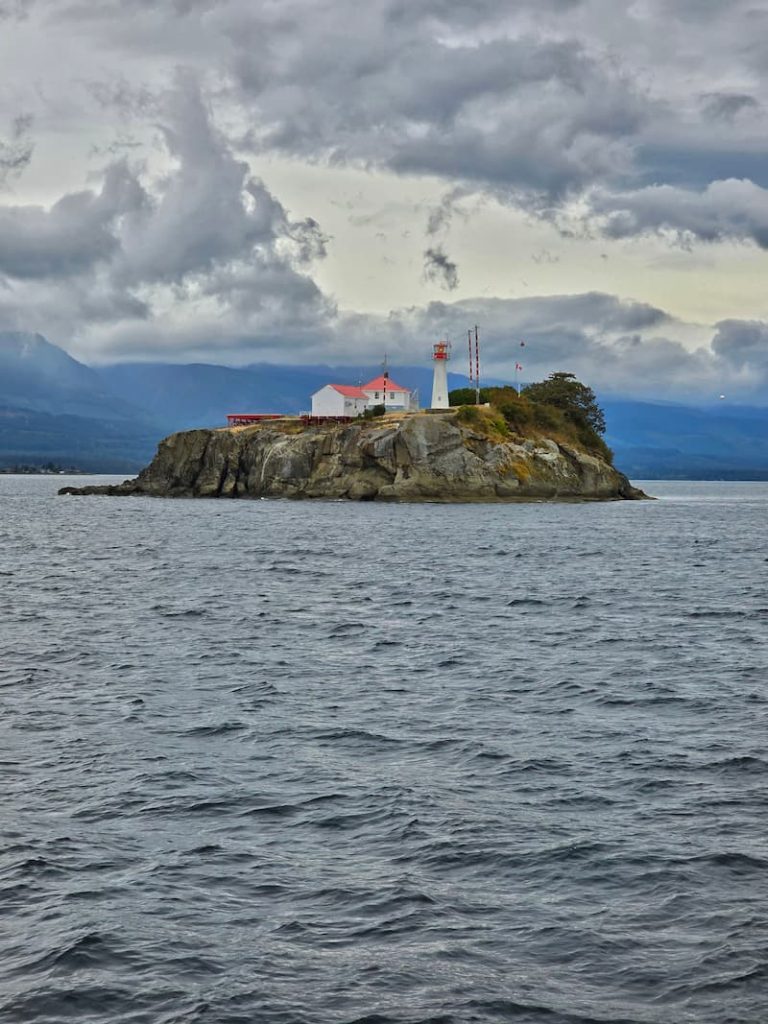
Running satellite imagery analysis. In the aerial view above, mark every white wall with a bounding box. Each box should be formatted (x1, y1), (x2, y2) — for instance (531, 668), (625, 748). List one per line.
(431, 361), (449, 408)
(363, 388), (412, 410)
(311, 385), (345, 416)
(344, 396), (368, 416)
(311, 386), (368, 416)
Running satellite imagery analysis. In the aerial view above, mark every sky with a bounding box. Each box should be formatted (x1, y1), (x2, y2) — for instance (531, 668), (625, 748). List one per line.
(1, 0), (768, 400)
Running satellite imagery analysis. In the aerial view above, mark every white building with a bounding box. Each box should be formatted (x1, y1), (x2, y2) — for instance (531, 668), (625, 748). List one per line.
(311, 374), (418, 417)
(311, 384), (370, 417)
(361, 375), (415, 410)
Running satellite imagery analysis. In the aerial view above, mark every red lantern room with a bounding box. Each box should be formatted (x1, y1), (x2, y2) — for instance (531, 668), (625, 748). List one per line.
(432, 341), (451, 361)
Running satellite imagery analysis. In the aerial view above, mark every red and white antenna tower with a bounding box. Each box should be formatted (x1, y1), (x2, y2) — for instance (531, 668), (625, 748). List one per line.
(474, 325), (480, 405)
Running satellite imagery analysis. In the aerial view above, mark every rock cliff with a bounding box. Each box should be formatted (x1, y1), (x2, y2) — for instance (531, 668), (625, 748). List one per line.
(60, 412), (647, 502)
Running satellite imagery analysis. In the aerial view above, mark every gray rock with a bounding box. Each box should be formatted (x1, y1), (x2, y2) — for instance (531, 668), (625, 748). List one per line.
(59, 412), (649, 502)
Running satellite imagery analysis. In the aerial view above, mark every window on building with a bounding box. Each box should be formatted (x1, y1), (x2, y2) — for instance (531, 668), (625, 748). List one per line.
(374, 392), (379, 399)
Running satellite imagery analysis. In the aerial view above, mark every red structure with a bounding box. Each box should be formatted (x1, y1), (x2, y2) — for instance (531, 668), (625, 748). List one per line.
(432, 341), (450, 360)
(227, 414), (284, 426)
(300, 415), (354, 426)
(227, 413), (356, 427)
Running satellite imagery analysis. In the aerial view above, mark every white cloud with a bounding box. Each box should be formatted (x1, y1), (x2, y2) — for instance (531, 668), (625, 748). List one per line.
(0, 0), (768, 400)
(0, 74), (332, 357)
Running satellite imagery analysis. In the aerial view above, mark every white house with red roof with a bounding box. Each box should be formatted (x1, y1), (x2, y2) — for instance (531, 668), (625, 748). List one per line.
(360, 374), (414, 410)
(311, 374), (417, 416)
(310, 384), (371, 417)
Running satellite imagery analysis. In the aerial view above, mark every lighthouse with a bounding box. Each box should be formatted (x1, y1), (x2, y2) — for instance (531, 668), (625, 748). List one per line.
(430, 340), (451, 409)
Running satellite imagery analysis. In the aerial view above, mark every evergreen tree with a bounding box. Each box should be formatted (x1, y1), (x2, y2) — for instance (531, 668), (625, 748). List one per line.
(522, 373), (606, 435)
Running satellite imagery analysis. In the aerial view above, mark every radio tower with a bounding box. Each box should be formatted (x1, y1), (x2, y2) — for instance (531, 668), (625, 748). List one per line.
(431, 340), (451, 409)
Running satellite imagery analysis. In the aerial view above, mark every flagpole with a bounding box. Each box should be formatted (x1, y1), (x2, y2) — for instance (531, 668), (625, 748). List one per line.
(518, 339), (526, 396)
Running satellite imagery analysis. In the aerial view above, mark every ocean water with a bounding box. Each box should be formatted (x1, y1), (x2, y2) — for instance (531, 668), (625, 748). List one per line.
(1, 476), (767, 1024)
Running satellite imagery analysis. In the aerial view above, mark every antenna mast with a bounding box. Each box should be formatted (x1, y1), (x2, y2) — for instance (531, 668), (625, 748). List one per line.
(474, 325), (480, 405)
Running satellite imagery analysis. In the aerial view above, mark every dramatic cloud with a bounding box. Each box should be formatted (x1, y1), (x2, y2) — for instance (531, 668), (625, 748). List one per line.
(712, 320), (768, 374)
(0, 115), (33, 187)
(1, 0), (768, 396)
(701, 93), (759, 123)
(423, 247), (459, 292)
(0, 75), (333, 357)
(587, 179), (768, 249)
(345, 292), (754, 402)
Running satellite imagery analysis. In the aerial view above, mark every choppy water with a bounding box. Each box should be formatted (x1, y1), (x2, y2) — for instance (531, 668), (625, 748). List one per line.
(1, 477), (767, 1024)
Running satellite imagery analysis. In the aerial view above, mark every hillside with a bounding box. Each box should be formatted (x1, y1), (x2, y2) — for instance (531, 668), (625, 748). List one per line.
(603, 401), (768, 480)
(2, 332), (768, 477)
(60, 410), (645, 503)
(0, 332), (161, 470)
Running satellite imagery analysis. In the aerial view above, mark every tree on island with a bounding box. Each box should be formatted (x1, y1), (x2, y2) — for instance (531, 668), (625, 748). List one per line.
(448, 372), (610, 463)
(522, 372), (606, 435)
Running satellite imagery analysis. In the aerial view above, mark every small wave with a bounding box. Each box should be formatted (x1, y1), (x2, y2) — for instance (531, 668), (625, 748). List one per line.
(151, 605), (207, 618)
(17, 932), (134, 975)
(184, 721), (247, 737)
(687, 608), (747, 619)
(711, 755), (768, 772)
(465, 999), (643, 1024)
(312, 728), (404, 747)
(328, 621), (367, 635)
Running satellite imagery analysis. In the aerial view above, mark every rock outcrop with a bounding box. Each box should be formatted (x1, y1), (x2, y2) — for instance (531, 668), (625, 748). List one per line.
(59, 412), (647, 502)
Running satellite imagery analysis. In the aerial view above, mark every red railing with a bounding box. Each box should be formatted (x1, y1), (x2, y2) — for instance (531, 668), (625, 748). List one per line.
(226, 414), (284, 426)
(227, 413), (355, 427)
(299, 415), (354, 425)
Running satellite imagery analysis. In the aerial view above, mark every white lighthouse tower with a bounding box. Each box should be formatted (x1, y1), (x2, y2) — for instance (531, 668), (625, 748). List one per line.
(430, 340), (451, 409)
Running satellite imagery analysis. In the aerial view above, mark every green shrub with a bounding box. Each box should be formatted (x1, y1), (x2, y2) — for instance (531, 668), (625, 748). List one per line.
(455, 404), (480, 424)
(449, 387), (491, 406)
(362, 404), (386, 419)
(455, 404), (509, 440)
(451, 375), (611, 461)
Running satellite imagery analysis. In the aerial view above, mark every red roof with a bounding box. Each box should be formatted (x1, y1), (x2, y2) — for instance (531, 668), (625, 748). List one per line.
(329, 384), (369, 399)
(362, 375), (409, 393)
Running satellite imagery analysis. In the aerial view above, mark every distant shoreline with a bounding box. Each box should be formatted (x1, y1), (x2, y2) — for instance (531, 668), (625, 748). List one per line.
(0, 464), (85, 475)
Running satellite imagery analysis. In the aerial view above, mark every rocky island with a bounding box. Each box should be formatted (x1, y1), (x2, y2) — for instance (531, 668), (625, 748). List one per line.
(59, 406), (646, 502)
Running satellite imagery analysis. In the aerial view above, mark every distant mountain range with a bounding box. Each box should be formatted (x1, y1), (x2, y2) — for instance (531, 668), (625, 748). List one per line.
(0, 333), (161, 472)
(1, 331), (767, 478)
(603, 400), (768, 481)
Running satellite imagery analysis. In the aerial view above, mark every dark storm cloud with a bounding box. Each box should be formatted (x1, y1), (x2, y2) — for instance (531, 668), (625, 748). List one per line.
(232, 16), (647, 201)
(0, 115), (34, 186)
(30, 0), (646, 201)
(712, 320), (768, 371)
(0, 74), (332, 345)
(0, 0), (33, 17)
(423, 247), (459, 291)
(362, 293), (751, 400)
(425, 188), (469, 238)
(13, 0), (768, 248)
(701, 93), (759, 122)
(0, 162), (141, 279)
(5, 0), (768, 378)
(589, 179), (768, 249)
